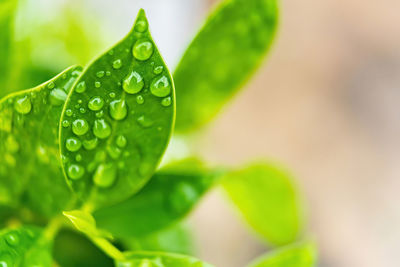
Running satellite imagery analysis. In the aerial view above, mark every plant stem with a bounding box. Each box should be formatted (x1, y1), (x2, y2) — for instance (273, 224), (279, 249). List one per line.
(91, 236), (125, 261)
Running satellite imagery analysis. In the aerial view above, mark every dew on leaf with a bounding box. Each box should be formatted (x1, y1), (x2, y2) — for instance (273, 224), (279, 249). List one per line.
(113, 59), (122, 69)
(76, 154), (83, 162)
(66, 109), (73, 116)
(107, 145), (122, 159)
(49, 88), (67, 106)
(95, 81), (101, 88)
(116, 135), (127, 148)
(136, 95), (144, 104)
(5, 232), (20, 247)
(109, 99), (128, 121)
(137, 115), (153, 128)
(109, 92), (116, 98)
(96, 71), (105, 78)
(96, 110), (104, 118)
(133, 39), (154, 61)
(93, 119), (112, 139)
(88, 96), (105, 111)
(83, 137), (98, 150)
(161, 96), (172, 107)
(68, 164), (85, 180)
(122, 71), (144, 94)
(154, 66), (163, 74)
(62, 120), (70, 128)
(150, 76), (171, 97)
(72, 119), (89, 136)
(135, 19), (148, 33)
(93, 163), (117, 188)
(14, 95), (32, 114)
(66, 137), (82, 152)
(76, 81), (87, 93)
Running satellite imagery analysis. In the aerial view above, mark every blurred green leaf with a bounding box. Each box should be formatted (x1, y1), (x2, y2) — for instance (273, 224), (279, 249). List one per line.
(247, 242), (317, 267)
(222, 163), (304, 246)
(59, 9), (175, 210)
(0, 225), (52, 266)
(116, 251), (214, 267)
(0, 66), (82, 217)
(94, 158), (218, 238)
(174, 0), (278, 132)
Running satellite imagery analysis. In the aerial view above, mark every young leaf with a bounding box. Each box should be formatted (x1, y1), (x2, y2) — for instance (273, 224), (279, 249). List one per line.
(116, 251), (214, 267)
(93, 158), (218, 238)
(0, 226), (52, 266)
(59, 9), (175, 209)
(0, 66), (82, 217)
(174, 0), (278, 132)
(222, 163), (303, 246)
(247, 242), (317, 267)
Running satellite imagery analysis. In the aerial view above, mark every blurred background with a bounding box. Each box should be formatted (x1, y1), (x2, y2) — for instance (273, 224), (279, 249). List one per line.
(3, 0), (400, 266)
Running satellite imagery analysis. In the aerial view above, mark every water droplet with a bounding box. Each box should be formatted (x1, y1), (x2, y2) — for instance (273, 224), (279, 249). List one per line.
(72, 119), (89, 136)
(93, 119), (112, 139)
(96, 110), (104, 118)
(62, 120), (70, 128)
(96, 71), (105, 78)
(88, 96), (104, 111)
(5, 232), (19, 247)
(78, 99), (83, 104)
(154, 66), (163, 74)
(109, 92), (116, 98)
(136, 95), (144, 104)
(113, 59), (122, 69)
(161, 96), (172, 107)
(83, 137), (98, 150)
(135, 19), (148, 33)
(49, 88), (67, 106)
(106, 71), (111, 76)
(122, 71), (144, 94)
(132, 39), (154, 61)
(107, 145), (122, 159)
(66, 137), (82, 152)
(66, 109), (73, 116)
(108, 50), (114, 56)
(79, 107), (86, 114)
(76, 154), (82, 162)
(116, 135), (127, 148)
(150, 76), (171, 97)
(95, 81), (101, 88)
(47, 82), (55, 89)
(137, 115), (153, 128)
(14, 95), (32, 114)
(93, 163), (117, 188)
(76, 81), (86, 93)
(109, 99), (127, 120)
(67, 164), (85, 180)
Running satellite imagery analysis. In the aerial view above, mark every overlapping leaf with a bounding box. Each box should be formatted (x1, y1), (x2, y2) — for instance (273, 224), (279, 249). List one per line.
(59, 9), (175, 209)
(174, 0), (278, 132)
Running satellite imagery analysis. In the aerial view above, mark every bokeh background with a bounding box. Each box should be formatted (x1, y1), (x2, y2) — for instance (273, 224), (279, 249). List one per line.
(4, 0), (400, 266)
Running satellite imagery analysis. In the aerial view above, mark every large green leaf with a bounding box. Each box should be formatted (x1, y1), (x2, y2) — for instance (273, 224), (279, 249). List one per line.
(94, 158), (218, 238)
(0, 66), (82, 217)
(173, 0), (278, 132)
(116, 251), (213, 267)
(0, 226), (52, 266)
(59, 9), (175, 209)
(222, 163), (303, 246)
(247, 242), (317, 267)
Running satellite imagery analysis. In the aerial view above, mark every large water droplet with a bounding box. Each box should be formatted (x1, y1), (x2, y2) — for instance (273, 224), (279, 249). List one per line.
(122, 71), (144, 94)
(150, 76), (171, 97)
(14, 96), (32, 114)
(83, 137), (98, 150)
(72, 119), (89, 136)
(5, 232), (19, 247)
(66, 137), (82, 152)
(49, 88), (67, 106)
(161, 96), (172, 107)
(68, 164), (85, 180)
(76, 81), (86, 93)
(116, 135), (127, 148)
(93, 163), (117, 188)
(137, 115), (153, 128)
(88, 96), (104, 111)
(113, 59), (122, 69)
(135, 19), (148, 33)
(132, 39), (154, 61)
(93, 119), (112, 139)
(109, 99), (127, 120)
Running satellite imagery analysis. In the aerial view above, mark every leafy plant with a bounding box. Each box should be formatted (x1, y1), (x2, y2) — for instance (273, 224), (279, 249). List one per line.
(0, 0), (318, 266)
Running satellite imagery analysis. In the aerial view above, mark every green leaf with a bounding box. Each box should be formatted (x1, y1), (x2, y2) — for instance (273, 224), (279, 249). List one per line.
(173, 0), (278, 132)
(247, 242), (317, 267)
(94, 158), (218, 238)
(222, 163), (303, 246)
(116, 251), (214, 267)
(0, 66), (82, 217)
(0, 226), (52, 266)
(63, 210), (106, 238)
(59, 9), (175, 209)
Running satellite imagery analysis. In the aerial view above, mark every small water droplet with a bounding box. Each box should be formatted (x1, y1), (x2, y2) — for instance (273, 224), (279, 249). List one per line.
(68, 164), (85, 180)
(137, 115), (153, 128)
(150, 76), (171, 97)
(5, 232), (19, 247)
(93, 163), (117, 188)
(47, 82), (55, 89)
(116, 135), (127, 148)
(154, 66), (163, 74)
(132, 39), (154, 61)
(66, 137), (82, 152)
(93, 119), (112, 139)
(76, 81), (86, 93)
(136, 95), (144, 104)
(66, 109), (73, 116)
(72, 119), (89, 136)
(135, 19), (148, 33)
(108, 50), (114, 56)
(96, 71), (105, 78)
(49, 88), (67, 106)
(122, 71), (144, 94)
(88, 96), (104, 111)
(78, 99), (83, 104)
(95, 81), (101, 88)
(76, 154), (82, 162)
(79, 107), (86, 114)
(109, 92), (116, 98)
(109, 99), (127, 121)
(161, 96), (172, 107)
(107, 145), (122, 159)
(113, 59), (122, 69)
(106, 71), (111, 76)
(62, 120), (70, 128)
(83, 137), (98, 150)
(96, 110), (104, 118)
(14, 95), (32, 114)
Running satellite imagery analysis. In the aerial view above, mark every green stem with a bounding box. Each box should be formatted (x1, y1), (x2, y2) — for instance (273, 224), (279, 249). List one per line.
(91, 236), (125, 261)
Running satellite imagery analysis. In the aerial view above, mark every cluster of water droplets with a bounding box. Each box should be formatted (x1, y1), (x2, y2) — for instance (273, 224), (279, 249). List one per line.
(0, 228), (37, 266)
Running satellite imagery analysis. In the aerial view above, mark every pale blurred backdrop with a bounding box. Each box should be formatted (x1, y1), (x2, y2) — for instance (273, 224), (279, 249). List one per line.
(15, 0), (400, 266)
